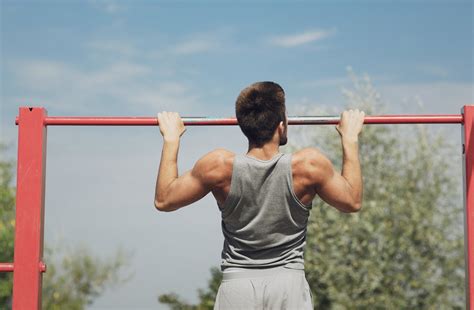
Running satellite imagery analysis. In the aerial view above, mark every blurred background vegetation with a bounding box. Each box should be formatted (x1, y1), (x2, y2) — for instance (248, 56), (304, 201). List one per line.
(0, 144), (131, 309)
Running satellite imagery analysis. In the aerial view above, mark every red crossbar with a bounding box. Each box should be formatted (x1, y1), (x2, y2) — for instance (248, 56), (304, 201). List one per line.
(15, 114), (463, 126)
(0, 263), (14, 272)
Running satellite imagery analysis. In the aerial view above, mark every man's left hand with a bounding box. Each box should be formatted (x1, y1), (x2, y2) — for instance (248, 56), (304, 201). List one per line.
(157, 111), (186, 141)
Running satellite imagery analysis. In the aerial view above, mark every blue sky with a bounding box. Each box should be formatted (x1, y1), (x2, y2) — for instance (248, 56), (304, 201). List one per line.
(1, 1), (473, 309)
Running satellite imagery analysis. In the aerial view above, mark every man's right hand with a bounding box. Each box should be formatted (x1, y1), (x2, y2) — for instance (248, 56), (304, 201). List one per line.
(335, 109), (365, 142)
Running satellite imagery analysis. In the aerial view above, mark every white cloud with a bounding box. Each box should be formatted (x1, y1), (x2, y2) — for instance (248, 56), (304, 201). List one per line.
(132, 83), (199, 109)
(86, 35), (222, 60)
(89, 0), (126, 14)
(12, 60), (150, 91)
(378, 81), (473, 114)
(172, 38), (219, 55)
(6, 59), (198, 113)
(290, 75), (472, 117)
(269, 28), (335, 47)
(87, 40), (139, 58)
(416, 64), (450, 78)
(148, 35), (224, 58)
(12, 60), (76, 90)
(299, 77), (349, 88)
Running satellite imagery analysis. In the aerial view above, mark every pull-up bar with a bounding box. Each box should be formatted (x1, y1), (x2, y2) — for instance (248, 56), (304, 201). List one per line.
(4, 106), (474, 310)
(15, 114), (464, 126)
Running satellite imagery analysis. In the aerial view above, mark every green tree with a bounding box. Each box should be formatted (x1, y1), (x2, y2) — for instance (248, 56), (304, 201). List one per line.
(158, 70), (464, 309)
(303, 69), (464, 308)
(0, 145), (131, 309)
(42, 244), (130, 310)
(0, 144), (16, 307)
(158, 267), (222, 310)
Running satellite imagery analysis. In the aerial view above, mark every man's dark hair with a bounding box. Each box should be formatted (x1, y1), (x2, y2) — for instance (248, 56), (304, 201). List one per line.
(235, 81), (286, 146)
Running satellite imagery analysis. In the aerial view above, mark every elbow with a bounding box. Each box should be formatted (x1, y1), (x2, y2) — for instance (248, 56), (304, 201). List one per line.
(346, 201), (362, 213)
(154, 199), (170, 212)
(350, 202), (362, 213)
(339, 201), (362, 213)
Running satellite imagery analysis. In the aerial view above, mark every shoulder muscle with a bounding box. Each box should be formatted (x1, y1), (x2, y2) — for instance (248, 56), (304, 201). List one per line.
(193, 148), (234, 188)
(293, 147), (334, 188)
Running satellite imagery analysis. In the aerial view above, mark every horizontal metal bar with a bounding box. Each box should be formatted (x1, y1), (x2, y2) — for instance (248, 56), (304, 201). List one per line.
(0, 262), (46, 273)
(15, 114), (463, 126)
(0, 263), (14, 272)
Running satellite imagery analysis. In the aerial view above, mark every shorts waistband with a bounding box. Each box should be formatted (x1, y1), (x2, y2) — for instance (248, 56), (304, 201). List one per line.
(222, 266), (305, 281)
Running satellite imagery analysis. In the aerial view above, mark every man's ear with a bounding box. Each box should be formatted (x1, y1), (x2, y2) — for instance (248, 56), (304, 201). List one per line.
(278, 121), (285, 133)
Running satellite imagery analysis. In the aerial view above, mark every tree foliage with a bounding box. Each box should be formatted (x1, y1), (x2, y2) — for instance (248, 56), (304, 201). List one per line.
(303, 69), (464, 308)
(0, 145), (131, 309)
(0, 145), (16, 307)
(42, 244), (130, 310)
(158, 266), (222, 310)
(158, 70), (464, 309)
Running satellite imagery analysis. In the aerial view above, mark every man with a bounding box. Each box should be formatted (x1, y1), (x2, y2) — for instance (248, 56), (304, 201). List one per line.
(154, 81), (364, 309)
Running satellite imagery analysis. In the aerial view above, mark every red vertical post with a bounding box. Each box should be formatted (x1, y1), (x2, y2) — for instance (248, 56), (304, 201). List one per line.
(464, 105), (474, 309)
(12, 107), (48, 309)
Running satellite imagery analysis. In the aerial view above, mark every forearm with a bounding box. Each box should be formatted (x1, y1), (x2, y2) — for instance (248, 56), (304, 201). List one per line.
(155, 138), (180, 205)
(341, 137), (363, 208)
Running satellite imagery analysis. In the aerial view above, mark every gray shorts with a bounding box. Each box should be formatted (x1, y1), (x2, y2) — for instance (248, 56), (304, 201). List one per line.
(214, 266), (314, 310)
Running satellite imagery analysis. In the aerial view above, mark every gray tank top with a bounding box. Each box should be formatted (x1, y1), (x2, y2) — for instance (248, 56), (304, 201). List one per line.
(219, 153), (312, 271)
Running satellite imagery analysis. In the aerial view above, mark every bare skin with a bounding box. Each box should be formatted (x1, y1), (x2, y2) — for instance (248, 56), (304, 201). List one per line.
(154, 109), (364, 213)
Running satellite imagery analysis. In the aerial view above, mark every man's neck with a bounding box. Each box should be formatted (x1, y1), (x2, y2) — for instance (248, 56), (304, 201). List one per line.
(247, 142), (281, 161)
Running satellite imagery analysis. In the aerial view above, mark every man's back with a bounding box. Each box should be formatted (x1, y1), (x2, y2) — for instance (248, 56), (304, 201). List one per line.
(207, 148), (324, 209)
(217, 152), (311, 271)
(209, 146), (363, 215)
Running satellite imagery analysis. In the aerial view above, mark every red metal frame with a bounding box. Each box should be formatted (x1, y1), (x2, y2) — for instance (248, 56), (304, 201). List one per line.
(15, 114), (463, 126)
(11, 107), (47, 309)
(0, 263), (14, 272)
(1, 106), (472, 309)
(464, 106), (474, 308)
